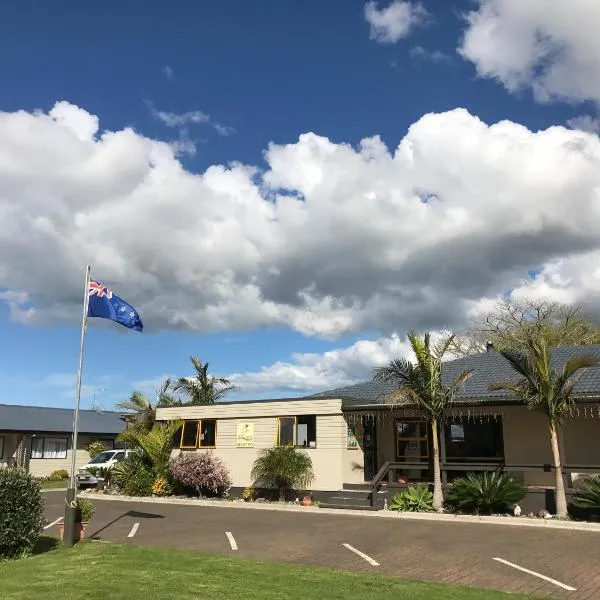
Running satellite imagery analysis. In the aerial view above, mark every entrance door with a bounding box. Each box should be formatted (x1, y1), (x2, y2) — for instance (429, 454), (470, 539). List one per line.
(362, 416), (378, 481)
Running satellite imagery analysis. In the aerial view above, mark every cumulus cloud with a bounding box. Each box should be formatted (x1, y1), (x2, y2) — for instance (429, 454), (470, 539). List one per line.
(409, 45), (453, 64)
(459, 0), (600, 104)
(567, 115), (600, 134)
(1, 101), (600, 338)
(365, 1), (428, 44)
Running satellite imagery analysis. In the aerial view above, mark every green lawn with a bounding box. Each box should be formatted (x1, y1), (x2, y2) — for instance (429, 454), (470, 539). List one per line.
(0, 539), (543, 600)
(39, 479), (68, 490)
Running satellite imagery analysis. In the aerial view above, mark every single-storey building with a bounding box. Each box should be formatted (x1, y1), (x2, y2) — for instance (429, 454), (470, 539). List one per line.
(156, 344), (600, 511)
(0, 404), (126, 477)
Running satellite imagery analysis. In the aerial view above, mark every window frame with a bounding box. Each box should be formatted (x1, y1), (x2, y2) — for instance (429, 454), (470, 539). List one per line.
(198, 419), (217, 448)
(276, 415), (317, 448)
(395, 419), (429, 461)
(444, 419), (505, 463)
(0, 435), (4, 459)
(30, 436), (68, 460)
(179, 419), (218, 449)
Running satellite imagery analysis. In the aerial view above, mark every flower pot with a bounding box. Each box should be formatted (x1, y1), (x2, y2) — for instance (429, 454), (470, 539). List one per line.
(397, 476), (408, 484)
(57, 521), (88, 542)
(301, 496), (312, 506)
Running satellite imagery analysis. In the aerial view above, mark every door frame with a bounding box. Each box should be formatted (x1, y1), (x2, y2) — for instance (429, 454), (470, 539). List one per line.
(361, 416), (378, 481)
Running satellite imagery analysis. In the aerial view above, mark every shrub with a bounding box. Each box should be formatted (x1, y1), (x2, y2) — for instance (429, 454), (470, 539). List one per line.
(170, 452), (232, 497)
(251, 446), (314, 501)
(447, 470), (524, 515)
(48, 469), (69, 481)
(151, 474), (173, 497)
(75, 499), (95, 523)
(573, 475), (600, 511)
(242, 486), (255, 502)
(86, 440), (106, 459)
(111, 454), (155, 497)
(0, 468), (45, 560)
(390, 485), (434, 512)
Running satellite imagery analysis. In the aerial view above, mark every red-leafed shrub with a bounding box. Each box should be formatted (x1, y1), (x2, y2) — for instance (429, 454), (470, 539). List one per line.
(170, 452), (232, 497)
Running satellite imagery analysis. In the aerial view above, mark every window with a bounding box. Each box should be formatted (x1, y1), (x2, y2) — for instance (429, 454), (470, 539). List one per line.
(89, 451), (117, 465)
(180, 421), (199, 449)
(276, 415), (317, 448)
(395, 420), (429, 460)
(179, 420), (217, 449)
(0, 436), (4, 459)
(199, 420), (216, 448)
(444, 419), (504, 462)
(31, 437), (68, 459)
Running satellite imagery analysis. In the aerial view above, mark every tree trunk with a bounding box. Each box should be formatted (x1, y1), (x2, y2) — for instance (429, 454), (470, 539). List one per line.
(549, 421), (568, 518)
(431, 418), (444, 512)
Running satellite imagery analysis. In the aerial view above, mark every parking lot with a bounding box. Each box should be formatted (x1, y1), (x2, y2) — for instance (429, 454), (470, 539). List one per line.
(43, 491), (600, 599)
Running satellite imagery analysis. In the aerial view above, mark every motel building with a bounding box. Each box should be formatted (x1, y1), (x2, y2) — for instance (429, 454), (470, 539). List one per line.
(156, 344), (600, 513)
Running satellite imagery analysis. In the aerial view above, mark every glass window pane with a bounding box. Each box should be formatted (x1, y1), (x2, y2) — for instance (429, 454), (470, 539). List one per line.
(278, 417), (295, 446)
(180, 421), (199, 448)
(200, 420), (216, 447)
(0, 436), (4, 459)
(31, 438), (44, 459)
(396, 421), (426, 438)
(44, 438), (67, 459)
(445, 420), (504, 461)
(297, 415), (316, 447)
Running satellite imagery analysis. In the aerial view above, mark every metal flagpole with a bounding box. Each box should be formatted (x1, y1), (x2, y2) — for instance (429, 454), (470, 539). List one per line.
(64, 264), (91, 547)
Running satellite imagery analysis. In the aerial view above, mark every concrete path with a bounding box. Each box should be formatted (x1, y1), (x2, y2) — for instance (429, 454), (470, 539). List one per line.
(43, 491), (600, 599)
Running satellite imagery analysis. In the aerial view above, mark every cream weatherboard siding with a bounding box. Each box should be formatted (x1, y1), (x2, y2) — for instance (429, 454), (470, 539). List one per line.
(0, 433), (19, 467)
(157, 398), (354, 491)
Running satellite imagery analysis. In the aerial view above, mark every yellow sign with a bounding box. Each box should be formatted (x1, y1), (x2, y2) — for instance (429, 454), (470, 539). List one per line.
(236, 423), (254, 447)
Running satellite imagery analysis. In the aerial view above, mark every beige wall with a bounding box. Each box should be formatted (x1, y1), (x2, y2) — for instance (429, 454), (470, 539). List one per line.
(159, 398), (358, 491)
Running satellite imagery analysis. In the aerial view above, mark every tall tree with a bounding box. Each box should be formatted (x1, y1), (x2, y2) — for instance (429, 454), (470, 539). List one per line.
(448, 298), (600, 358)
(117, 378), (179, 431)
(373, 332), (473, 511)
(490, 337), (597, 517)
(173, 356), (237, 405)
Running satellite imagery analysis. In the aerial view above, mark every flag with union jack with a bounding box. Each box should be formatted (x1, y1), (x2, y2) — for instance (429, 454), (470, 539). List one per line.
(87, 279), (143, 331)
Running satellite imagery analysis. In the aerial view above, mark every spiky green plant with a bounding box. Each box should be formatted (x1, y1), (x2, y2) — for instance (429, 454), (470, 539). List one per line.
(389, 485), (434, 512)
(251, 446), (314, 501)
(573, 475), (600, 511)
(447, 470), (524, 515)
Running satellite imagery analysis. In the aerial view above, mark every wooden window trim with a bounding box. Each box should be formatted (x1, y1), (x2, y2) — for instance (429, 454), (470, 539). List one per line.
(180, 421), (199, 449)
(395, 419), (429, 460)
(276, 416), (297, 447)
(198, 419), (217, 449)
(31, 437), (68, 460)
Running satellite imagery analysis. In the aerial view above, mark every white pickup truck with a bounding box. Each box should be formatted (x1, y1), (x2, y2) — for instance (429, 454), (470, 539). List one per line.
(77, 449), (134, 487)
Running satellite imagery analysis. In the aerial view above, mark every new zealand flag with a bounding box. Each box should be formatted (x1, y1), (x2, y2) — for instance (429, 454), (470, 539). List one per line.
(87, 280), (143, 332)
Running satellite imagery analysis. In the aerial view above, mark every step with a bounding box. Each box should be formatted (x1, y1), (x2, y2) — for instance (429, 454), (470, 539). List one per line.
(342, 483), (373, 491)
(319, 502), (378, 511)
(326, 495), (372, 508)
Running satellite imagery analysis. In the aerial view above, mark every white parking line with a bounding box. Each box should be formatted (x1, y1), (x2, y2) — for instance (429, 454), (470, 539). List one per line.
(225, 531), (238, 550)
(342, 543), (379, 566)
(43, 517), (63, 530)
(492, 557), (576, 592)
(127, 522), (140, 538)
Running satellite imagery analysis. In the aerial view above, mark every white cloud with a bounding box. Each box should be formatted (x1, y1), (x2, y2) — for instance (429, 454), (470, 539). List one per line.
(161, 66), (174, 80)
(151, 107), (210, 127)
(147, 101), (235, 138)
(2, 101), (600, 338)
(459, 0), (600, 104)
(409, 45), (453, 64)
(567, 115), (600, 134)
(365, 1), (428, 44)
(214, 123), (236, 137)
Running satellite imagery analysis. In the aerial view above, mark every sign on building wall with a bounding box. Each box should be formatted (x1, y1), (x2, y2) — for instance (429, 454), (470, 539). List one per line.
(347, 425), (359, 449)
(236, 423), (254, 447)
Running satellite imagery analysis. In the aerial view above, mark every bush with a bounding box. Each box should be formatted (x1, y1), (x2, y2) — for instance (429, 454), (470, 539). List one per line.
(573, 475), (600, 511)
(390, 485), (434, 512)
(75, 499), (95, 523)
(251, 446), (314, 501)
(151, 475), (173, 497)
(170, 452), (232, 497)
(48, 469), (69, 481)
(111, 454), (155, 497)
(86, 440), (106, 459)
(0, 468), (45, 560)
(447, 470), (524, 515)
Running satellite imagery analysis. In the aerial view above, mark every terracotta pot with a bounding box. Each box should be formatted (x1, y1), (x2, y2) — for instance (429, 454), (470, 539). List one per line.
(301, 496), (312, 506)
(397, 476), (408, 484)
(57, 521), (88, 542)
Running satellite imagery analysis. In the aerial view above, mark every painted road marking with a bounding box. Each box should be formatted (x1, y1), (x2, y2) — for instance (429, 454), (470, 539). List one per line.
(127, 522), (140, 538)
(43, 517), (63, 530)
(493, 558), (576, 592)
(342, 543), (379, 566)
(225, 531), (238, 550)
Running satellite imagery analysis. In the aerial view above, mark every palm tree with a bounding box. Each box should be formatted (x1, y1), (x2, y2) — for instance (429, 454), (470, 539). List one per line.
(118, 378), (180, 431)
(489, 337), (597, 517)
(117, 420), (183, 476)
(373, 332), (473, 511)
(173, 356), (237, 405)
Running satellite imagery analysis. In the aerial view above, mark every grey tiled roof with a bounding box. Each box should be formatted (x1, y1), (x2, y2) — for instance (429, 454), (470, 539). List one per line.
(0, 404), (126, 434)
(312, 345), (600, 407)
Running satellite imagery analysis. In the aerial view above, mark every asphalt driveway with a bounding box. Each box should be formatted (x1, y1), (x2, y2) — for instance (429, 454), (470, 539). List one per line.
(43, 491), (600, 599)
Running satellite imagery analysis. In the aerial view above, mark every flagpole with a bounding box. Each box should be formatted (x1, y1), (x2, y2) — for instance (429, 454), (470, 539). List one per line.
(64, 264), (91, 547)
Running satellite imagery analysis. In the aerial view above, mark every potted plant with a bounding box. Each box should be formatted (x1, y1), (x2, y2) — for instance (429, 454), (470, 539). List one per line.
(58, 499), (95, 542)
(301, 493), (313, 506)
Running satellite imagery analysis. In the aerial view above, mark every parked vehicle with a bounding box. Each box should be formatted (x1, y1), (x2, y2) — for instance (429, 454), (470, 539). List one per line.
(77, 449), (133, 487)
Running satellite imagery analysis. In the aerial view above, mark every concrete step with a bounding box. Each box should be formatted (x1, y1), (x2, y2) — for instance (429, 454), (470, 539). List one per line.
(342, 483), (372, 491)
(319, 502), (377, 511)
(325, 495), (372, 508)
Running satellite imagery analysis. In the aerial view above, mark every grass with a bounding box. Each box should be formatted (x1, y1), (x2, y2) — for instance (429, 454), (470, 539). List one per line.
(0, 540), (542, 600)
(39, 479), (68, 490)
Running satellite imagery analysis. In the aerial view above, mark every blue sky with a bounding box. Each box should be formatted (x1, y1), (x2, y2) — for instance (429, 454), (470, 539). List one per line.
(1, 0), (599, 409)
